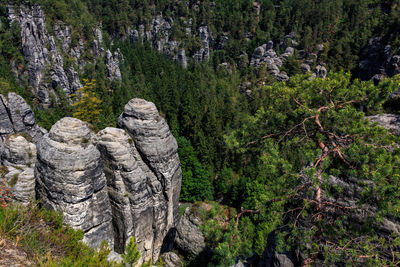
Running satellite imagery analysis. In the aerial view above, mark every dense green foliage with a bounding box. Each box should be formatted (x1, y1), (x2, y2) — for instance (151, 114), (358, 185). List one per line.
(32, 0), (400, 71)
(223, 73), (400, 264)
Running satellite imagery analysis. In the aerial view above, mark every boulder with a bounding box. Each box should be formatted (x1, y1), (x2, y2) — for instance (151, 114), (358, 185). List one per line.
(0, 93), (44, 143)
(367, 114), (400, 136)
(175, 206), (206, 255)
(161, 252), (183, 267)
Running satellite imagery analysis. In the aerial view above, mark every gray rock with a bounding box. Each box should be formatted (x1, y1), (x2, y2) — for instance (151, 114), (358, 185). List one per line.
(285, 47), (294, 55)
(1, 134), (36, 205)
(35, 117), (114, 249)
(117, 98), (182, 260)
(107, 251), (122, 264)
(105, 49), (122, 81)
(94, 127), (165, 264)
(300, 63), (311, 74)
(7, 4), (84, 105)
(176, 49), (187, 68)
(357, 37), (398, 80)
(266, 40), (274, 50)
(193, 26), (213, 61)
(276, 72), (289, 82)
(175, 206), (206, 255)
(367, 114), (400, 136)
(0, 93), (43, 143)
(314, 65), (327, 78)
(161, 252), (183, 267)
(0, 96), (13, 137)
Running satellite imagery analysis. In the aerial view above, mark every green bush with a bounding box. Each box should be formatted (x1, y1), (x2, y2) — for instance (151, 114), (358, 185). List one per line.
(121, 237), (141, 267)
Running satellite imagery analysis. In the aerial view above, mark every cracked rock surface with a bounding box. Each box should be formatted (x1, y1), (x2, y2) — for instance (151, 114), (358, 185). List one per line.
(35, 117), (114, 248)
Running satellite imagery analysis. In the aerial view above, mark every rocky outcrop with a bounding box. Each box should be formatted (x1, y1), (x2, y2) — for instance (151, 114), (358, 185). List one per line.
(94, 127), (164, 264)
(358, 37), (400, 81)
(0, 92), (44, 144)
(7, 5), (82, 105)
(127, 15), (187, 67)
(250, 40), (327, 81)
(193, 26), (213, 61)
(1, 134), (37, 205)
(367, 114), (400, 136)
(175, 206), (206, 255)
(116, 98), (182, 259)
(35, 117), (114, 248)
(7, 4), (119, 106)
(105, 49), (122, 81)
(118, 98), (182, 225)
(161, 252), (183, 267)
(312, 65), (327, 79)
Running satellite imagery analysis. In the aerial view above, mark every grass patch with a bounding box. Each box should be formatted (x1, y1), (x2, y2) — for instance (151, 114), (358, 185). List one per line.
(8, 173), (19, 188)
(0, 202), (119, 266)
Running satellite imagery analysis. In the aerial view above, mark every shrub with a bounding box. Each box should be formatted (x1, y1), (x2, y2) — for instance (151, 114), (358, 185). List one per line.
(121, 237), (141, 266)
(0, 177), (12, 208)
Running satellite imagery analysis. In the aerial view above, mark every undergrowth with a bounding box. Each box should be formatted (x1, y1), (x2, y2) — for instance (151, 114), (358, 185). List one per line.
(0, 202), (118, 266)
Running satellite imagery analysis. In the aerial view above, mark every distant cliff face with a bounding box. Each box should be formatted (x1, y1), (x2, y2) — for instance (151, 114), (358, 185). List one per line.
(7, 4), (121, 106)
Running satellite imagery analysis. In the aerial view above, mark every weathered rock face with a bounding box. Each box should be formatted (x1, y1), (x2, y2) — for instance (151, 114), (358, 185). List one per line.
(127, 15), (187, 67)
(118, 98), (182, 227)
(0, 92), (44, 144)
(94, 127), (165, 264)
(193, 26), (213, 61)
(368, 114), (400, 136)
(1, 134), (36, 205)
(358, 37), (400, 81)
(105, 49), (122, 81)
(7, 5), (80, 105)
(35, 117), (114, 248)
(161, 252), (183, 267)
(175, 206), (206, 255)
(7, 4), (117, 106)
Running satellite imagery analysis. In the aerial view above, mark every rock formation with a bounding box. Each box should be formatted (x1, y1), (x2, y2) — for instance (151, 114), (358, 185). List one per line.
(118, 98), (182, 228)
(7, 5), (82, 105)
(114, 98), (182, 261)
(105, 49), (122, 81)
(358, 37), (400, 82)
(0, 92), (44, 144)
(35, 117), (114, 248)
(6, 4), (115, 106)
(94, 127), (169, 264)
(1, 134), (36, 205)
(126, 15), (188, 68)
(161, 252), (183, 267)
(193, 26), (213, 61)
(368, 114), (400, 136)
(250, 40), (327, 81)
(29, 98), (182, 263)
(175, 206), (206, 256)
